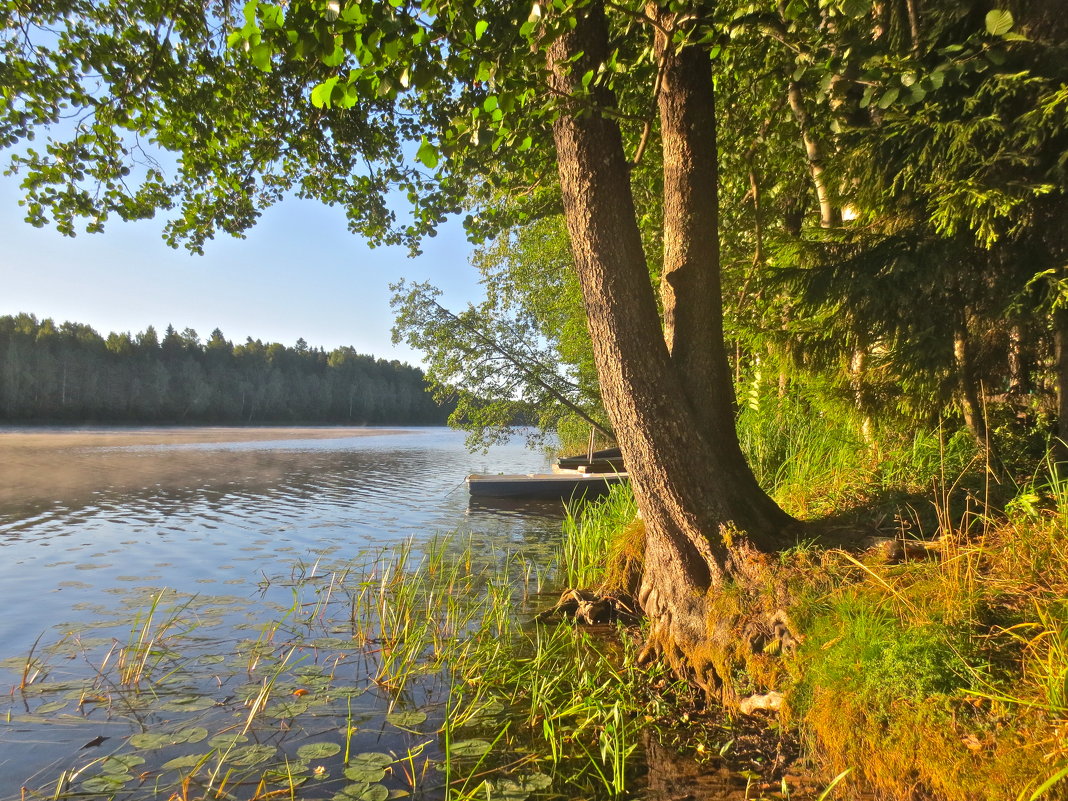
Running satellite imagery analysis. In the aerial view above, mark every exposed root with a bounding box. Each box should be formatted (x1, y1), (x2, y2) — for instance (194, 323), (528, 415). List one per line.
(633, 535), (804, 712)
(738, 690), (784, 716)
(533, 588), (641, 626)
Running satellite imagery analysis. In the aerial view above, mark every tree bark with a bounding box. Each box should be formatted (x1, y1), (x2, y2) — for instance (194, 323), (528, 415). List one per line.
(1054, 307), (1068, 458)
(546, 1), (796, 692)
(786, 81), (840, 229)
(953, 322), (988, 447)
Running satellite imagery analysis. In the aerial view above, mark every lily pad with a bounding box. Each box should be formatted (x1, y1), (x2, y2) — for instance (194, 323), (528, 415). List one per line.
(447, 739), (492, 758)
(333, 782), (390, 801)
(385, 709), (426, 728)
(81, 774), (132, 791)
(129, 726), (208, 749)
(484, 774), (553, 801)
(101, 755), (146, 774)
(161, 753), (210, 771)
(343, 752), (392, 782)
(158, 695), (215, 712)
(331, 685), (366, 698)
(297, 741), (342, 760)
(227, 744), (277, 766)
(209, 734), (249, 749)
(267, 698), (310, 718)
(263, 767), (310, 786)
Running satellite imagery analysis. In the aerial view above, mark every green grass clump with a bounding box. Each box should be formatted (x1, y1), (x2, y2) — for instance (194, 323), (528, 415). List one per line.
(781, 480), (1068, 801)
(560, 486), (641, 592)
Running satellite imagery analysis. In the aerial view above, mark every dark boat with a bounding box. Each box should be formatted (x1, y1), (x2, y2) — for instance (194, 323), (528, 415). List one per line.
(466, 470), (628, 499)
(554, 447), (624, 473)
(467, 446), (627, 499)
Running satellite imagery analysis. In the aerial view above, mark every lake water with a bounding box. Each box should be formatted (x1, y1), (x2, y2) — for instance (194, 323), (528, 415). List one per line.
(0, 426), (572, 797)
(0, 426), (820, 801)
(0, 427), (558, 658)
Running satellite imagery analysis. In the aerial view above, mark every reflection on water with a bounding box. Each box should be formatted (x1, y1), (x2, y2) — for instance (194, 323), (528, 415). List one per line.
(0, 427), (559, 657)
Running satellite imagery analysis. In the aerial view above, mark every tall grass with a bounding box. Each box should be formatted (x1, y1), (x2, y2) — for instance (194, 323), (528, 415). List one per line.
(560, 486), (638, 590)
(781, 458), (1068, 800)
(736, 384), (981, 519)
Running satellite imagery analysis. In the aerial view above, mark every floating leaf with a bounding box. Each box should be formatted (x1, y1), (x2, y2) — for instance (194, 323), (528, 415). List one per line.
(297, 741), (342, 760)
(267, 698), (310, 718)
(343, 752), (393, 783)
(331, 685), (366, 698)
(385, 709), (426, 728)
(209, 734), (249, 749)
(263, 767), (310, 786)
(100, 755), (145, 774)
(228, 744), (277, 766)
(333, 782), (390, 801)
(130, 727), (208, 749)
(448, 739), (492, 758)
(158, 695), (215, 712)
(129, 733), (175, 750)
(81, 774), (131, 791)
(177, 727), (209, 744)
(162, 753), (209, 771)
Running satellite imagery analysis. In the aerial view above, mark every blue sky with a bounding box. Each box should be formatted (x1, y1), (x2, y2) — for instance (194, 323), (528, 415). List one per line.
(0, 172), (483, 366)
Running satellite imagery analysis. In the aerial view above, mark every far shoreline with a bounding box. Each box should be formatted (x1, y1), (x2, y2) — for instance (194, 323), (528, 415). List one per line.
(0, 425), (424, 451)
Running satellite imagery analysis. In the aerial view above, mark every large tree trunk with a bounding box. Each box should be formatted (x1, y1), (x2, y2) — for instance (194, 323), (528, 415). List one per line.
(546, 1), (796, 694)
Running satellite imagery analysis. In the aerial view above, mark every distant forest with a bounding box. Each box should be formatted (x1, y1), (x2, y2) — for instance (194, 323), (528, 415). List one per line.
(0, 313), (449, 425)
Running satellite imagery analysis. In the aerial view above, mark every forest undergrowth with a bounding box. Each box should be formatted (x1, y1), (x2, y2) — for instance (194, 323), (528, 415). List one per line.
(559, 390), (1068, 801)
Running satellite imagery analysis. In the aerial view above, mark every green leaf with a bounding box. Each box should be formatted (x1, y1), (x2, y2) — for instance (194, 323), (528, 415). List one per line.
(344, 752), (392, 783)
(877, 87), (899, 108)
(447, 739), (492, 758)
(385, 709), (426, 728)
(334, 783), (389, 801)
(81, 775), (132, 792)
(129, 727), (208, 750)
(984, 9), (1014, 36)
(249, 42), (272, 72)
(161, 753), (210, 771)
(209, 734), (249, 749)
(474, 20), (489, 41)
(311, 77), (339, 108)
(841, 0), (871, 19)
(100, 755), (146, 775)
(228, 744), (277, 766)
(297, 741), (342, 760)
(322, 45), (346, 67)
(416, 139), (439, 169)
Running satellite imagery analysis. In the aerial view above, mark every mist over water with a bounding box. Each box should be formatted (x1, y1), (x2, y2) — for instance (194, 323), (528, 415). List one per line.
(0, 427), (560, 656)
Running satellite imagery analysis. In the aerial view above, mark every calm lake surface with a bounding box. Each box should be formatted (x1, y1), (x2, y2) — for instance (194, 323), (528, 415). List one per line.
(0, 426), (566, 796)
(0, 426), (557, 658)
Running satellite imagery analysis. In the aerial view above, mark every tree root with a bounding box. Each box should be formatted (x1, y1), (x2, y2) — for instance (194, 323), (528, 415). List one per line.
(533, 588), (642, 626)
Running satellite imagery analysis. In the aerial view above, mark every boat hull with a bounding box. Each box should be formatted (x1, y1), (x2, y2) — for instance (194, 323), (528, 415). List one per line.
(466, 471), (628, 500)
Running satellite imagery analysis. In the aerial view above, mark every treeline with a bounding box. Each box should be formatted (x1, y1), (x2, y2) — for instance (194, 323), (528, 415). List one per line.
(0, 313), (449, 425)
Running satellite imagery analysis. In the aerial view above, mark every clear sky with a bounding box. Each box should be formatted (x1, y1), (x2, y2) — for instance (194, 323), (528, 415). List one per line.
(0, 171), (484, 366)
